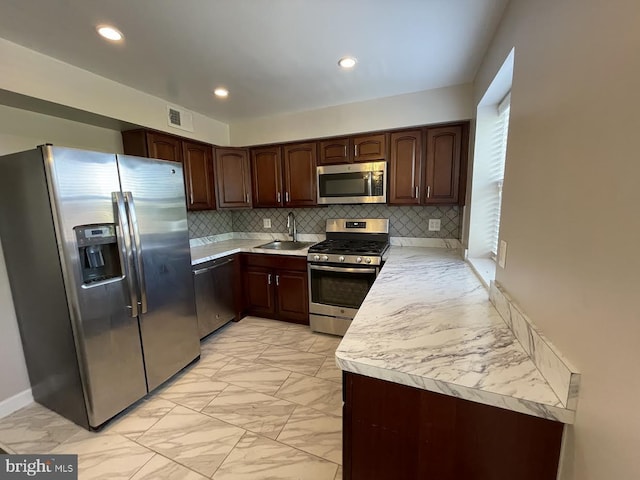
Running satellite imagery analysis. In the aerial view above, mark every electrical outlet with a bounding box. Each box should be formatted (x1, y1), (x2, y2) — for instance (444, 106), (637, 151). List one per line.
(498, 240), (507, 268)
(428, 219), (441, 231)
(263, 218), (271, 229)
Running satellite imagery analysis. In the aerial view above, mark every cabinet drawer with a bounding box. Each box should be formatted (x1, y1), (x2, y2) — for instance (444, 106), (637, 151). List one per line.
(243, 253), (307, 271)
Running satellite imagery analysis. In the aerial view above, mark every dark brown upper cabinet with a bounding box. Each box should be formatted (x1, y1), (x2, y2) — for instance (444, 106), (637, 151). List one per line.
(282, 142), (317, 207)
(251, 146), (283, 207)
(122, 129), (183, 163)
(388, 123), (467, 206)
(145, 131), (183, 163)
(353, 133), (386, 162)
(318, 134), (387, 165)
(318, 137), (351, 165)
(214, 148), (252, 209)
(122, 129), (216, 211)
(388, 130), (423, 205)
(182, 141), (216, 210)
(425, 125), (463, 205)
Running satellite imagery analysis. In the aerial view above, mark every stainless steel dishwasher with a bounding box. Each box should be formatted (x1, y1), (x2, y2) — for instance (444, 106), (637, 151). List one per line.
(193, 255), (236, 338)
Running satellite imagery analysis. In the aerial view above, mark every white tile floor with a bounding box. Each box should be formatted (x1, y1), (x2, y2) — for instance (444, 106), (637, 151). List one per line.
(0, 317), (344, 479)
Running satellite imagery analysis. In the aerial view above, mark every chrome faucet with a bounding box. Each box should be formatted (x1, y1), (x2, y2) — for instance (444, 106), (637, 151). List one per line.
(287, 211), (297, 242)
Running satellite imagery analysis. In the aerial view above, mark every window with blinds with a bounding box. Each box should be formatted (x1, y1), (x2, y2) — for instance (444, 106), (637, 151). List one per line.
(488, 92), (510, 257)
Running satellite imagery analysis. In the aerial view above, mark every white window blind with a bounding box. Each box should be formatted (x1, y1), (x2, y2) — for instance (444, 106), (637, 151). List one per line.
(488, 93), (510, 257)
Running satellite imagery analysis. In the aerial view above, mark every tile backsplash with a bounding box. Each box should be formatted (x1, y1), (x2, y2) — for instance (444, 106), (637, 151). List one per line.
(187, 210), (233, 238)
(188, 205), (460, 239)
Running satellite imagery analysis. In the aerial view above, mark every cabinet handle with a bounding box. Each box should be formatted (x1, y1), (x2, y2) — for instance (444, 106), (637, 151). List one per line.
(245, 193), (249, 203)
(276, 274), (280, 286)
(268, 273), (272, 285)
(427, 185), (431, 198)
(415, 185), (419, 199)
(277, 192), (281, 203)
(354, 144), (358, 157)
(285, 192), (290, 202)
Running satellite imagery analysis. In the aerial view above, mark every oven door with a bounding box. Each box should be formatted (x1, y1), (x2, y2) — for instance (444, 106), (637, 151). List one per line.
(308, 263), (378, 318)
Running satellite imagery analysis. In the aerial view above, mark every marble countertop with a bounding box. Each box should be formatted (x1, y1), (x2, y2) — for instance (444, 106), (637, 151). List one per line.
(190, 238), (312, 265)
(335, 247), (576, 424)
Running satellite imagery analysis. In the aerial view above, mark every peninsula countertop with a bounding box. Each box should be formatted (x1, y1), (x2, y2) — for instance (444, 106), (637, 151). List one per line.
(335, 246), (576, 423)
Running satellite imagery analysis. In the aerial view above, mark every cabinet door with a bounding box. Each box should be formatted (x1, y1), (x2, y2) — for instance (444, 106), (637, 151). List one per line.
(251, 147), (283, 207)
(244, 266), (276, 316)
(425, 125), (462, 205)
(275, 269), (309, 324)
(182, 141), (215, 210)
(388, 130), (423, 205)
(215, 148), (252, 208)
(353, 134), (386, 162)
(344, 372), (422, 480)
(283, 142), (317, 207)
(146, 131), (183, 162)
(319, 138), (351, 165)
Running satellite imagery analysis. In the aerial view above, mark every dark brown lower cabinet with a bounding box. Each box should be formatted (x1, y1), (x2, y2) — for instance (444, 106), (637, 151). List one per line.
(244, 266), (276, 318)
(242, 254), (309, 324)
(343, 372), (564, 480)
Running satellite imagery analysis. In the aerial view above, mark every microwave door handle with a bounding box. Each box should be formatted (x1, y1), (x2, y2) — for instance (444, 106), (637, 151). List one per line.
(113, 192), (138, 317)
(124, 192), (148, 314)
(367, 171), (373, 195)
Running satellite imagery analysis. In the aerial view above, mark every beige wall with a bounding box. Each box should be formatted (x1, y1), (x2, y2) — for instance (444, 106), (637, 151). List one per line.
(229, 84), (473, 146)
(0, 105), (126, 406)
(474, 0), (640, 478)
(0, 37), (230, 146)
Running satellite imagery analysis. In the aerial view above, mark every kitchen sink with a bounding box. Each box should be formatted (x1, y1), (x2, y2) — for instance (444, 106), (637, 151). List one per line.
(256, 240), (315, 250)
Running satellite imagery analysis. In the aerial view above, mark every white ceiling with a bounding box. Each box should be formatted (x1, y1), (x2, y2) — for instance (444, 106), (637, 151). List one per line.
(0, 0), (508, 123)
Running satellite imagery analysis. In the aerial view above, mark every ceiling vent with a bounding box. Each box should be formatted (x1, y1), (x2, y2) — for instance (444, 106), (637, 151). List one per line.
(166, 105), (194, 132)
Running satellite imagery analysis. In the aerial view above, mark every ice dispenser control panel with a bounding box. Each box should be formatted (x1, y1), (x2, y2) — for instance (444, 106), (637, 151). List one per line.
(74, 224), (121, 284)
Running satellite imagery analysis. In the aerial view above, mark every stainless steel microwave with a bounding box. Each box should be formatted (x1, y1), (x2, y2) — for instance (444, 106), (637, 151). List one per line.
(316, 161), (387, 204)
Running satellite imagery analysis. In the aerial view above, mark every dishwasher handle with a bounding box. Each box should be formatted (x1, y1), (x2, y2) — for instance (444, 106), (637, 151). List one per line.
(193, 257), (235, 276)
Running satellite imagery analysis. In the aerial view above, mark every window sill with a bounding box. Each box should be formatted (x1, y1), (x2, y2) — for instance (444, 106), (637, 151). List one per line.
(467, 257), (496, 290)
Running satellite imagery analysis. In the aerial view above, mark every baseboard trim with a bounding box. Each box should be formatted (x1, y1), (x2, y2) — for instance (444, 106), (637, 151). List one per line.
(0, 388), (33, 419)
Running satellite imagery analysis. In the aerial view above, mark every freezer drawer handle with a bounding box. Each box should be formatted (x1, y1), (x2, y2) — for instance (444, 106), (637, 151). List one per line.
(113, 191), (138, 317)
(125, 192), (148, 314)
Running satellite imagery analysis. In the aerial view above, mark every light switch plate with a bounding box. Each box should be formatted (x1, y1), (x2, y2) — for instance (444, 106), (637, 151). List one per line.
(498, 240), (507, 268)
(263, 218), (271, 229)
(428, 219), (441, 231)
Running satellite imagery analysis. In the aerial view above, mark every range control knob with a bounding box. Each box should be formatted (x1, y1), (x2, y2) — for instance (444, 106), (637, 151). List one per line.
(313, 255), (320, 261)
(365, 257), (372, 264)
(356, 257), (363, 263)
(339, 256), (345, 262)
(321, 255), (329, 262)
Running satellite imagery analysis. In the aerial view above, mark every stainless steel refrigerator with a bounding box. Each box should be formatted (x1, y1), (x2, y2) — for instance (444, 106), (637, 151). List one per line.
(0, 145), (200, 429)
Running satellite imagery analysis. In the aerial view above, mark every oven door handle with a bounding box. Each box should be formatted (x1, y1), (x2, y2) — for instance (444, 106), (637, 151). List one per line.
(309, 264), (377, 274)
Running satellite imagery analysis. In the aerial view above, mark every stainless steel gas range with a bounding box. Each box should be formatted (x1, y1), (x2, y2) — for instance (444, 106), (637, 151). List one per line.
(307, 218), (390, 336)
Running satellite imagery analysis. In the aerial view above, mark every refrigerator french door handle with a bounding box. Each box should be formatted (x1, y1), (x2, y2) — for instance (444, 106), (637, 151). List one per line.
(113, 192), (139, 317)
(124, 191), (148, 314)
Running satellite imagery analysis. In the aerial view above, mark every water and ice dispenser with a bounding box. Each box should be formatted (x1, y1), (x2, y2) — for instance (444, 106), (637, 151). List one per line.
(74, 224), (121, 284)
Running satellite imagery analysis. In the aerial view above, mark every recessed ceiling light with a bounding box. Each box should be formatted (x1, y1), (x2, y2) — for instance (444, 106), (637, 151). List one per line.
(96, 25), (123, 42)
(338, 56), (357, 69)
(214, 87), (229, 98)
